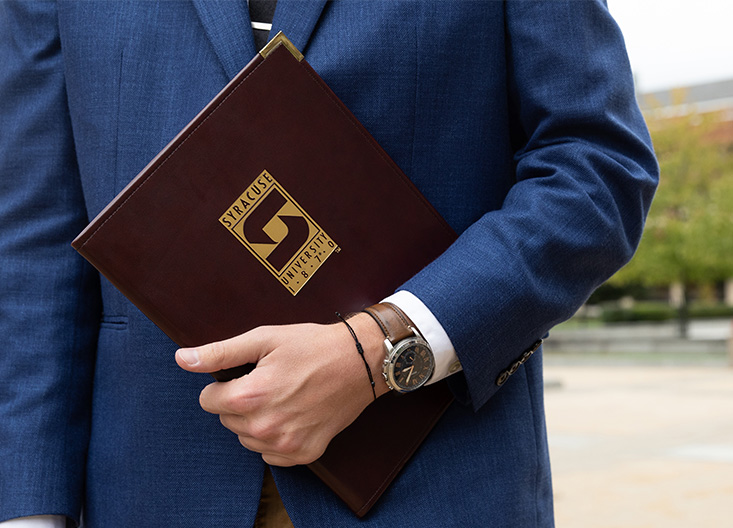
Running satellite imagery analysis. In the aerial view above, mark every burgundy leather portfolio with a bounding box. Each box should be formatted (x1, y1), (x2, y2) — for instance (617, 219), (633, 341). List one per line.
(72, 33), (456, 517)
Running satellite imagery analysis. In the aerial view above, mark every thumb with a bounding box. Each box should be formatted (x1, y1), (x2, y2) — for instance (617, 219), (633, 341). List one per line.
(175, 328), (269, 373)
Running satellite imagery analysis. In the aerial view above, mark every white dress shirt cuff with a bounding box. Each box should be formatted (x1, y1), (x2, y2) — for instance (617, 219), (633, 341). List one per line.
(0, 516), (65, 528)
(382, 290), (462, 384)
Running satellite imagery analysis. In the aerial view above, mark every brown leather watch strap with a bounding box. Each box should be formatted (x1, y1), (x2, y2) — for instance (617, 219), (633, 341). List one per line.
(363, 302), (415, 344)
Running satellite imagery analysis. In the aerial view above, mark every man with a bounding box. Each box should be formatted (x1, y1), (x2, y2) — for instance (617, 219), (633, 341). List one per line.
(0, 1), (658, 526)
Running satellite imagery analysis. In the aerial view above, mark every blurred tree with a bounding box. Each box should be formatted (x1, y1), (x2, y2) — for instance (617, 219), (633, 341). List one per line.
(609, 106), (733, 336)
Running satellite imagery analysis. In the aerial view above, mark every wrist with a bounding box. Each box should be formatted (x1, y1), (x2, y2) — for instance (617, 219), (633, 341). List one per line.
(343, 313), (391, 398)
(363, 302), (436, 393)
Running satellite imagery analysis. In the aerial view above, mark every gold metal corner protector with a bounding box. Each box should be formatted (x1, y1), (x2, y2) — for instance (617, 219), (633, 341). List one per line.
(259, 32), (304, 62)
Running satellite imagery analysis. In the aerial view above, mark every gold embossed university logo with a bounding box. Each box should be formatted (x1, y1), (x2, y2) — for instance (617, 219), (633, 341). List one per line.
(219, 170), (338, 295)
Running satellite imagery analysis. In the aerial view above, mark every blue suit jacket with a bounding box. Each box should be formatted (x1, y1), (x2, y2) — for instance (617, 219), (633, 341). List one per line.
(0, 1), (657, 526)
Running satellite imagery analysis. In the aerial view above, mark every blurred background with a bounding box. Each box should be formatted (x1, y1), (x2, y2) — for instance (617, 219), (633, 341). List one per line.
(545, 1), (733, 526)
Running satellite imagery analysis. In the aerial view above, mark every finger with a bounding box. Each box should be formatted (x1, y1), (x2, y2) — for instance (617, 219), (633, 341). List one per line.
(261, 453), (298, 468)
(176, 326), (272, 373)
(199, 377), (255, 415)
(219, 413), (248, 436)
(241, 433), (326, 467)
(237, 434), (273, 455)
(238, 437), (318, 467)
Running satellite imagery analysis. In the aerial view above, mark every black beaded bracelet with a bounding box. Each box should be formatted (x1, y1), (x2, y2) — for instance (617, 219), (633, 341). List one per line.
(336, 312), (377, 401)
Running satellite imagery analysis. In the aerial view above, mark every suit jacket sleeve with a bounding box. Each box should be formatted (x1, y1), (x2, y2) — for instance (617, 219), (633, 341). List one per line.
(401, 0), (659, 410)
(0, 1), (100, 523)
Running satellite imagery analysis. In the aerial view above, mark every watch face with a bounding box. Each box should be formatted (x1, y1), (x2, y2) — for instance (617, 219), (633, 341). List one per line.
(389, 338), (435, 392)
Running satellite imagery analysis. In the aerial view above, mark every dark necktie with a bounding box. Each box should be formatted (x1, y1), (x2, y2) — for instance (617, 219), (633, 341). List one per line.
(249, 0), (278, 51)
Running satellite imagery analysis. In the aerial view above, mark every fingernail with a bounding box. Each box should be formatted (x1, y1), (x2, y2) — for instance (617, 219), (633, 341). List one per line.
(178, 348), (200, 367)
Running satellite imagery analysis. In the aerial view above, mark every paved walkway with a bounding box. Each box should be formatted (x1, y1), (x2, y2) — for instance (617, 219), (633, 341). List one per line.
(544, 364), (733, 528)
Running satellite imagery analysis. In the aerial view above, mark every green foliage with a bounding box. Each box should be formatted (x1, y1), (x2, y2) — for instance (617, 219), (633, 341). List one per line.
(601, 303), (675, 323)
(587, 282), (648, 304)
(610, 109), (733, 287)
(600, 302), (733, 323)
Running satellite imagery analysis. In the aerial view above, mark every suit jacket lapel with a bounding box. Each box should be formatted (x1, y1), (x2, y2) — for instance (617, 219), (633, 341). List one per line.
(192, 0), (257, 80)
(270, 0), (328, 54)
(193, 0), (327, 80)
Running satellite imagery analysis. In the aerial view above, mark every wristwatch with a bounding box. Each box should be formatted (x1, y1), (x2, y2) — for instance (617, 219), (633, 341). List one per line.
(364, 302), (435, 393)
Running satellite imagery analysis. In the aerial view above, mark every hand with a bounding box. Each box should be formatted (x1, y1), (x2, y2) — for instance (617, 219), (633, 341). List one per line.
(175, 314), (389, 466)
(403, 364), (415, 384)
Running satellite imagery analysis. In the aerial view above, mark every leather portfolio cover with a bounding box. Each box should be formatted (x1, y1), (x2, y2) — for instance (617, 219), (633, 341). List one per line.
(72, 33), (456, 517)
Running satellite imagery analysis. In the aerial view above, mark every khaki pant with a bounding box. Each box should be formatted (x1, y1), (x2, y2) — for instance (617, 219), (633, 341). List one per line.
(253, 467), (294, 528)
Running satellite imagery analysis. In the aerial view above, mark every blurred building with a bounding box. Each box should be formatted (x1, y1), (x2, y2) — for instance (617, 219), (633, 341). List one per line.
(639, 78), (733, 148)
(638, 78), (733, 120)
